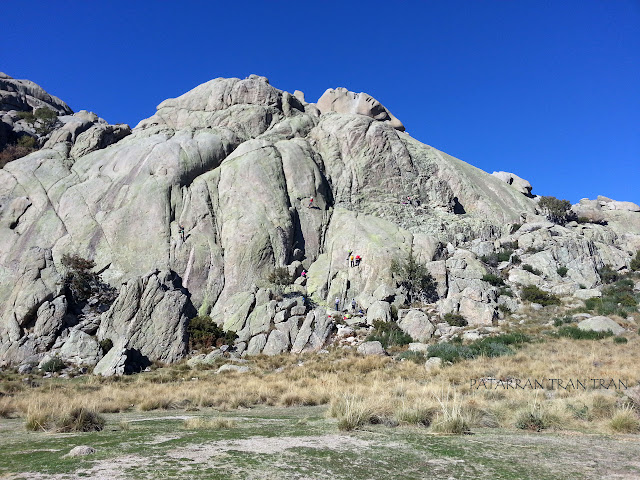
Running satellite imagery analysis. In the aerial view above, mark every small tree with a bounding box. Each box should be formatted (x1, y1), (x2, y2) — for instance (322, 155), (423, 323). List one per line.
(390, 249), (438, 305)
(267, 266), (293, 296)
(17, 107), (59, 135)
(537, 196), (574, 225)
(61, 254), (117, 310)
(630, 251), (640, 272)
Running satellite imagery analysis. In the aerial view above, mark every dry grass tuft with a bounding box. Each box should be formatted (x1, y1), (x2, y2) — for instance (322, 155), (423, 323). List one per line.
(609, 407), (640, 433)
(183, 416), (237, 429)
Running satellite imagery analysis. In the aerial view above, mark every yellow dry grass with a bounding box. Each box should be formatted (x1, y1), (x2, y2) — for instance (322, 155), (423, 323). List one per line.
(3, 334), (639, 434)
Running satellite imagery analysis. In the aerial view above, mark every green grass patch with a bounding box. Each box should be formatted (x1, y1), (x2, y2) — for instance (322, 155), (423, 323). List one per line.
(555, 326), (614, 340)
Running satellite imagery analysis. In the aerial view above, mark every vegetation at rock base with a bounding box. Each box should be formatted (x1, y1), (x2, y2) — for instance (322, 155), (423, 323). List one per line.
(267, 266), (293, 286)
(443, 312), (468, 327)
(366, 320), (413, 348)
(522, 264), (542, 276)
(187, 315), (237, 350)
(583, 278), (639, 317)
(556, 266), (568, 277)
(390, 249), (438, 304)
(554, 326), (614, 341)
(537, 195), (575, 225)
(0, 136), (38, 167)
(520, 285), (561, 306)
(426, 332), (531, 363)
(631, 250), (640, 271)
(481, 273), (504, 286)
(40, 357), (65, 373)
(598, 264), (619, 284)
(480, 245), (516, 267)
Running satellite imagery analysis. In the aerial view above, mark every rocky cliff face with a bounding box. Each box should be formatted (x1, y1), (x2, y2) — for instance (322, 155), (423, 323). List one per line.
(1, 74), (638, 369)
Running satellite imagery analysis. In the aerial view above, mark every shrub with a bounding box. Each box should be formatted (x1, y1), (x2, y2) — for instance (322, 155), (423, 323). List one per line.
(537, 196), (574, 225)
(585, 279), (639, 316)
(553, 318), (564, 327)
(556, 266), (568, 277)
(99, 338), (113, 355)
(395, 350), (425, 364)
(26, 407), (105, 432)
(498, 304), (512, 314)
(57, 407), (105, 432)
(598, 264), (619, 284)
(61, 254), (117, 310)
(522, 264), (542, 276)
(613, 336), (628, 344)
(631, 251), (640, 271)
(18, 107), (59, 135)
(511, 254), (521, 265)
(390, 249), (438, 304)
(366, 320), (413, 348)
(41, 357), (65, 373)
(510, 223), (522, 233)
(498, 286), (513, 297)
(187, 315), (237, 350)
(480, 249), (514, 267)
(515, 410), (546, 431)
(443, 312), (468, 327)
(556, 326), (613, 340)
(426, 343), (474, 363)
(0, 143), (36, 167)
(426, 333), (530, 363)
(521, 285), (560, 306)
(609, 407), (640, 433)
(481, 273), (504, 286)
(267, 267), (293, 286)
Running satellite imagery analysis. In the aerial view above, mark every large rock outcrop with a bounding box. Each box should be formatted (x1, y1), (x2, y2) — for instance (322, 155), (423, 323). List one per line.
(0, 73), (638, 367)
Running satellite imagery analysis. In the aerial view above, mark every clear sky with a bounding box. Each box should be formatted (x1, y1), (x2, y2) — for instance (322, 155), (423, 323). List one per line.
(2, 1), (638, 205)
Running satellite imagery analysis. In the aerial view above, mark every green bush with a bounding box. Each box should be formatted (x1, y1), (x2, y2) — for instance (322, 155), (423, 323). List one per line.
(522, 264), (542, 276)
(553, 318), (564, 327)
(99, 338), (113, 355)
(390, 249), (438, 304)
(61, 254), (117, 309)
(556, 266), (568, 277)
(443, 313), (468, 327)
(613, 336), (628, 344)
(521, 285), (561, 306)
(498, 287), (514, 297)
(584, 279), (639, 317)
(41, 357), (65, 373)
(187, 315), (237, 350)
(366, 320), (413, 348)
(498, 304), (512, 314)
(482, 273), (504, 286)
(556, 326), (613, 340)
(480, 249), (514, 267)
(267, 267), (293, 286)
(511, 254), (521, 265)
(538, 196), (574, 225)
(17, 135), (36, 148)
(426, 333), (530, 363)
(598, 265), (619, 284)
(395, 350), (425, 364)
(631, 251), (640, 271)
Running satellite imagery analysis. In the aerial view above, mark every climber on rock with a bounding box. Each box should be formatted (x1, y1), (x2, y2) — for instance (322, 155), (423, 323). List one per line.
(178, 224), (185, 242)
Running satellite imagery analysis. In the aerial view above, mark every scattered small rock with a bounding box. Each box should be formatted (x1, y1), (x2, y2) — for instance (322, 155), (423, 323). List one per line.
(65, 446), (96, 457)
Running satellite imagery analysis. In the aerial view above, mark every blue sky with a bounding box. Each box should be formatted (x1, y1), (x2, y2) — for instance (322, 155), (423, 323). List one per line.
(2, 1), (638, 204)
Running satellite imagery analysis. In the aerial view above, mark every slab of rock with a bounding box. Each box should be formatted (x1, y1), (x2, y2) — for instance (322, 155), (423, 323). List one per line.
(216, 364), (250, 374)
(366, 301), (392, 325)
(357, 341), (385, 356)
(398, 310), (435, 342)
(98, 270), (194, 364)
(424, 357), (442, 370)
(65, 446), (96, 457)
(262, 330), (289, 356)
(408, 342), (430, 353)
(578, 316), (624, 335)
(246, 333), (267, 356)
(60, 330), (101, 366)
(573, 289), (602, 300)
